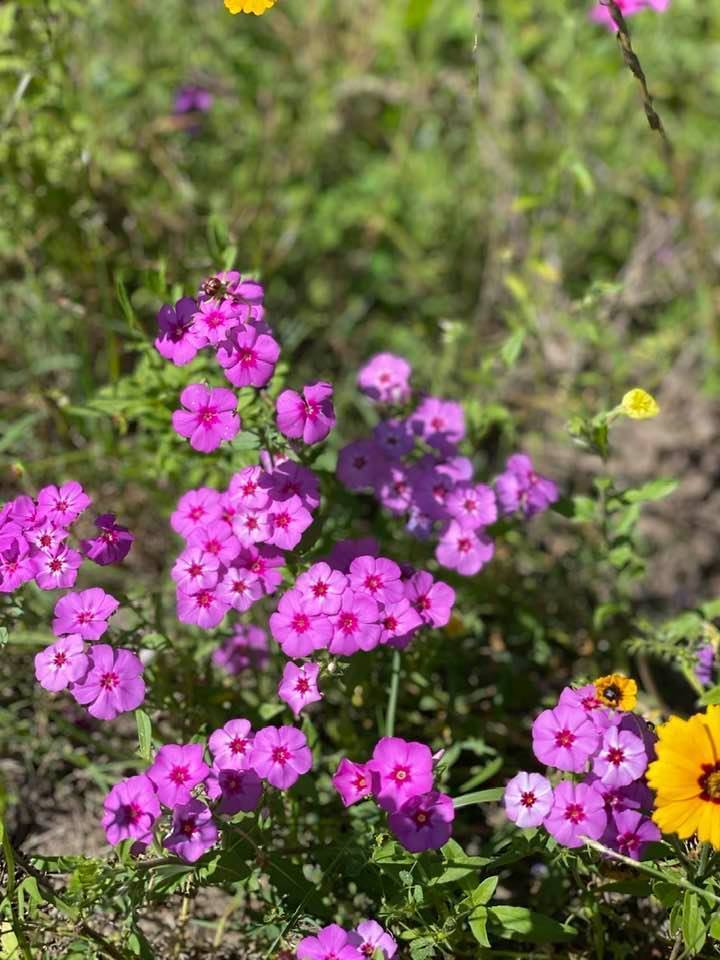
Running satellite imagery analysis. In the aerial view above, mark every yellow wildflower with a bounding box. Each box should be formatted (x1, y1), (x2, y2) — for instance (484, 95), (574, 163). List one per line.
(594, 674), (637, 711)
(620, 388), (660, 420)
(224, 0), (277, 15)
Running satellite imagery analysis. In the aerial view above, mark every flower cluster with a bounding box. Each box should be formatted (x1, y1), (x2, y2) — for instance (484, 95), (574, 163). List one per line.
(590, 0), (669, 30)
(504, 674), (661, 859)
(296, 921), (397, 960)
(333, 736), (455, 853)
(103, 720), (311, 861)
(0, 484), (133, 593)
(170, 457), (321, 629)
(338, 353), (557, 575)
(212, 623), (270, 675)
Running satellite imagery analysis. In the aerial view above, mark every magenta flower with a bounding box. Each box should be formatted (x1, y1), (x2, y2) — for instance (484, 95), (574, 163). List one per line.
(403, 571), (455, 628)
(446, 483), (497, 530)
(261, 460), (320, 510)
(191, 298), (238, 345)
(348, 555), (404, 605)
(592, 726), (648, 787)
(591, 0), (669, 30)
(187, 520), (240, 566)
(250, 725), (312, 789)
(358, 353), (412, 405)
(171, 546), (220, 592)
(147, 743), (210, 808)
(435, 522), (494, 576)
(369, 736), (434, 813)
(544, 780), (607, 849)
(71, 645), (145, 720)
(379, 600), (423, 647)
(212, 624), (269, 675)
(278, 661), (323, 717)
(102, 775), (160, 846)
(504, 772), (553, 828)
(337, 440), (389, 492)
(236, 544), (284, 594)
(349, 921), (397, 959)
(206, 766), (262, 815)
(52, 588), (119, 640)
(155, 297), (205, 365)
(233, 507), (271, 547)
(228, 465), (270, 511)
(163, 798), (218, 863)
(25, 520), (68, 555)
(31, 544), (82, 590)
(373, 418), (414, 459)
(208, 718), (255, 771)
(34, 635), (88, 692)
(0, 535), (35, 592)
(267, 496), (313, 551)
(376, 464), (414, 515)
(172, 384), (241, 454)
(608, 809), (661, 860)
(276, 381), (335, 445)
(295, 562), (347, 616)
(217, 326), (280, 388)
(36, 481), (91, 526)
(586, 775), (654, 818)
(388, 790), (455, 853)
(328, 590), (381, 656)
(296, 924), (363, 960)
(495, 453), (558, 519)
(81, 513), (134, 566)
(176, 585), (230, 629)
(270, 590), (333, 657)
(216, 567), (262, 612)
(410, 397), (465, 454)
(332, 758), (373, 807)
(171, 487), (222, 539)
(532, 704), (600, 772)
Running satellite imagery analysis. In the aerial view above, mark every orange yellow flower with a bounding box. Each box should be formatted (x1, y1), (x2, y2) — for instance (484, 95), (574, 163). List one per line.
(647, 706), (720, 850)
(224, 0), (277, 14)
(594, 674), (637, 711)
(620, 388), (660, 420)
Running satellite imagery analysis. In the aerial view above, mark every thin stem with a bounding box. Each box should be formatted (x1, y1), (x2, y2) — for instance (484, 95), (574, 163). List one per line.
(696, 841), (713, 882)
(385, 649), (402, 738)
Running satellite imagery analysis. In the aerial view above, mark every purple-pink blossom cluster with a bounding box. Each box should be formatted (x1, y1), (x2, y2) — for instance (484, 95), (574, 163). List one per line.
(103, 719), (311, 862)
(295, 921), (397, 960)
(504, 685), (660, 859)
(338, 353), (557, 576)
(0, 484), (133, 593)
(590, 0), (669, 30)
(332, 736), (455, 853)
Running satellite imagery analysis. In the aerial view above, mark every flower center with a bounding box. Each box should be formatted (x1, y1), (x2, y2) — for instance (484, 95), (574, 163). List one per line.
(55, 499), (69, 513)
(353, 775), (367, 791)
(312, 581), (328, 597)
(124, 802), (143, 825)
(76, 611), (93, 624)
(699, 762), (720, 802)
(53, 651), (69, 667)
(617, 831), (640, 855)
(520, 791), (536, 808)
(101, 530), (118, 543)
(196, 591), (213, 609)
(416, 595), (431, 612)
(430, 416), (445, 430)
(391, 766), (410, 783)
(39, 534), (52, 547)
(274, 512), (290, 529)
(581, 694), (601, 710)
(339, 613), (358, 633)
(189, 506), (205, 521)
(292, 614), (310, 634)
(564, 803), (585, 825)
(188, 562), (203, 578)
(606, 747), (625, 767)
(49, 559), (63, 572)
(272, 746), (290, 765)
(204, 539), (221, 554)
(364, 574), (382, 593)
(599, 683), (621, 706)
(413, 810), (429, 826)
(456, 537), (472, 554)
(352, 456), (367, 470)
(231, 578), (248, 594)
(554, 729), (576, 749)
(181, 817), (197, 837)
(200, 407), (219, 425)
(241, 481), (257, 497)
(169, 765), (190, 785)
(463, 498), (477, 513)
(99, 671), (120, 691)
(295, 677), (310, 694)
(383, 616), (399, 632)
(239, 348), (257, 366)
(230, 737), (247, 755)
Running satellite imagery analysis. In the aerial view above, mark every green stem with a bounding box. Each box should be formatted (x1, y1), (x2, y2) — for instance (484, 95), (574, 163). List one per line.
(385, 649), (401, 738)
(452, 787), (504, 808)
(696, 841), (713, 882)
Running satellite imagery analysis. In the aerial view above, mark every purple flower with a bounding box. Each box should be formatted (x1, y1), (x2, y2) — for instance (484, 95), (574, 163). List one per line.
(592, 726), (648, 787)
(278, 661), (323, 717)
(532, 705), (600, 772)
(206, 766), (262, 815)
(332, 758), (373, 807)
(147, 743), (210, 808)
(173, 84), (213, 115)
(403, 571), (455, 628)
(71, 645), (145, 720)
(36, 482), (91, 526)
(0, 534), (34, 592)
(176, 585), (230, 629)
(208, 718), (255, 770)
(270, 590), (333, 657)
(544, 780), (607, 848)
(171, 546), (220, 592)
(191, 299), (238, 346)
(172, 384), (241, 454)
(358, 353), (412, 405)
(696, 643), (715, 688)
(446, 483), (497, 529)
(216, 566), (262, 612)
(81, 513), (134, 566)
(591, 0), (669, 30)
(296, 924), (363, 960)
(349, 555), (404, 605)
(504, 772), (553, 828)
(373, 418), (414, 459)
(295, 562), (347, 616)
(369, 737), (434, 813)
(163, 798), (218, 863)
(388, 791), (455, 853)
(102, 775), (160, 846)
(349, 920), (397, 959)
(435, 522), (494, 576)
(326, 537), (379, 574)
(495, 453), (558, 518)
(410, 397), (465, 454)
(586, 775), (654, 818)
(337, 440), (389, 491)
(328, 590), (381, 655)
(608, 809), (661, 860)
(267, 496), (313, 551)
(217, 326), (280, 388)
(379, 600), (423, 647)
(52, 588), (119, 640)
(155, 297), (205, 365)
(212, 624), (269, 674)
(171, 487), (222, 539)
(34, 635), (88, 692)
(31, 543), (82, 590)
(376, 464), (414, 515)
(276, 382), (335, 445)
(250, 725), (312, 789)
(187, 520), (240, 566)
(261, 460), (320, 510)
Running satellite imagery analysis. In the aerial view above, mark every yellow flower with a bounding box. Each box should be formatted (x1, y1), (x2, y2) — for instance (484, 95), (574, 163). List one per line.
(224, 0), (277, 14)
(648, 706), (720, 850)
(620, 388), (660, 420)
(594, 674), (637, 711)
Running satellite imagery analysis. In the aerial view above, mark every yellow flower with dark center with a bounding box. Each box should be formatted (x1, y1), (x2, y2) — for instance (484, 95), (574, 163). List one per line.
(620, 388), (660, 420)
(224, 0), (277, 14)
(648, 706), (720, 849)
(594, 674), (637, 711)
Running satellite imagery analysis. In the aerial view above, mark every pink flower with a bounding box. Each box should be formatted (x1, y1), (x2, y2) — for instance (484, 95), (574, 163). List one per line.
(379, 599), (423, 647)
(163, 798), (217, 863)
(608, 809), (661, 860)
(171, 546), (220, 592)
(410, 397), (465, 454)
(172, 384), (241, 454)
(332, 758), (373, 807)
(208, 719), (255, 770)
(103, 775), (160, 846)
(176, 585), (230, 629)
(52, 588), (119, 640)
(388, 791), (455, 853)
(34, 635), (88, 692)
(187, 520), (240, 566)
(503, 772), (553, 828)
(337, 440), (389, 492)
(171, 487), (222, 539)
(206, 767), (262, 816)
(250, 725), (312, 789)
(369, 736), (434, 812)
(233, 507), (271, 547)
(376, 465), (414, 515)
(495, 453), (558, 519)
(217, 326), (280, 388)
(358, 353), (412, 405)
(191, 298), (239, 345)
(435, 522), (494, 576)
(591, 0), (669, 29)
(228, 466), (270, 511)
(31, 544), (82, 590)
(446, 483), (497, 529)
(0, 535), (34, 592)
(25, 521), (69, 555)
(278, 661), (323, 717)
(296, 924), (363, 960)
(328, 590), (381, 656)
(270, 590), (333, 657)
(295, 562), (347, 616)
(235, 544), (284, 594)
(348, 555), (404, 605)
(36, 481), (91, 526)
(216, 566), (262, 611)
(212, 623), (269, 674)
(147, 743), (210, 807)
(544, 780), (607, 849)
(276, 381), (335, 445)
(155, 297), (205, 365)
(403, 571), (455, 628)
(592, 726), (648, 787)
(532, 704), (600, 773)
(267, 496), (313, 551)
(81, 513), (134, 566)
(349, 920), (397, 959)
(71, 645), (145, 720)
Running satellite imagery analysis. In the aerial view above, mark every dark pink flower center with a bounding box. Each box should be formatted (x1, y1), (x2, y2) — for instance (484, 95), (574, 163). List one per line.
(225, 772), (242, 792)
(339, 613), (358, 634)
(272, 746), (290, 765)
(53, 651), (69, 667)
(76, 611), (93, 624)
(433, 484), (448, 502)
(170, 765), (190, 785)
(456, 537), (472, 554)
(204, 539), (221, 554)
(99, 671), (120, 691)
(581, 694), (601, 710)
(520, 791), (536, 808)
(416, 595), (431, 612)
(379, 372), (391, 383)
(312, 581), (328, 597)
(230, 737), (247, 755)
(361, 945), (374, 957)
(245, 516), (259, 531)
(39, 534), (52, 547)
(353, 774), (367, 791)
(199, 406), (219, 426)
(274, 512), (290, 529)
(363, 574), (382, 593)
(231, 578), (248, 594)
(189, 506), (205, 521)
(304, 401), (319, 419)
(391, 765), (410, 783)
(413, 809), (430, 827)
(463, 498), (477, 513)
(564, 803), (585, 824)
(292, 613), (310, 634)
(617, 831), (640, 854)
(49, 559), (63, 572)
(430, 416), (445, 430)
(353, 456), (367, 470)
(295, 676), (310, 694)
(606, 747), (625, 767)
(196, 591), (213, 609)
(239, 348), (257, 366)
(241, 481), (257, 497)
(55, 499), (69, 513)
(554, 729), (576, 748)
(383, 616), (398, 632)
(181, 817), (197, 837)
(188, 562), (203, 578)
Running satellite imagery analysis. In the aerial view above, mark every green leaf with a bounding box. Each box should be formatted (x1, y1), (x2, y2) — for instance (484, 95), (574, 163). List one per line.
(471, 875), (499, 905)
(405, 0), (433, 29)
(452, 787), (504, 809)
(135, 709), (152, 762)
(682, 891), (707, 954)
(500, 328), (525, 368)
(624, 478), (678, 504)
(488, 906), (577, 944)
